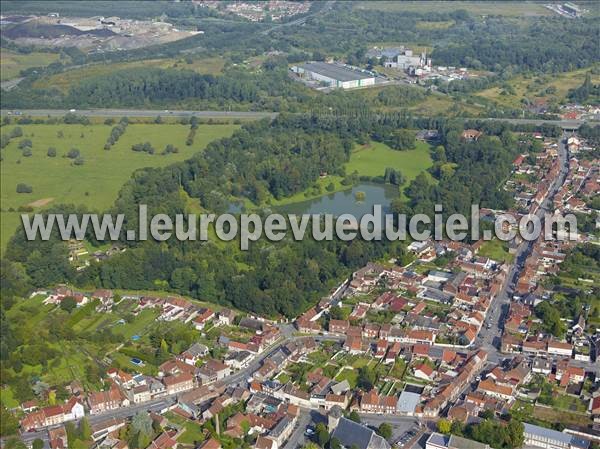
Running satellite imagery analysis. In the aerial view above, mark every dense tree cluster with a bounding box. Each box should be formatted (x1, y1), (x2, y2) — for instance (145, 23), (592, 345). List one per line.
(131, 142), (156, 155)
(399, 120), (519, 221)
(568, 72), (600, 103)
(450, 418), (524, 449)
(104, 118), (129, 150)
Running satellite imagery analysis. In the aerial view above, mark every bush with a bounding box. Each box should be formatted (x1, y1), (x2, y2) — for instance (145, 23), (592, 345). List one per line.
(47, 147), (57, 157)
(131, 142), (155, 154)
(16, 183), (33, 193)
(18, 139), (32, 149)
(66, 148), (80, 159)
(22, 148), (32, 157)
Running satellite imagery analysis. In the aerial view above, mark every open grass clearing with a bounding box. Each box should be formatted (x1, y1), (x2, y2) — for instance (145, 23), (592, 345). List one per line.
(1, 49), (63, 81)
(335, 368), (359, 388)
(475, 68), (600, 109)
(478, 238), (515, 263)
(353, 1), (553, 16)
(0, 123), (239, 251)
(533, 404), (593, 429)
(346, 140), (433, 182)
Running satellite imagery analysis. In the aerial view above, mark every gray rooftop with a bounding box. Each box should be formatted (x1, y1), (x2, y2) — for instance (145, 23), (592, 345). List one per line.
(331, 417), (390, 449)
(427, 433), (450, 447)
(331, 379), (350, 395)
(449, 434), (490, 449)
(270, 416), (292, 438)
(523, 423), (573, 445)
(396, 390), (421, 414)
(298, 62), (374, 82)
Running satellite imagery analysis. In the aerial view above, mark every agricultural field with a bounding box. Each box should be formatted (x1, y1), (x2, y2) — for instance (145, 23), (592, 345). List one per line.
(0, 49), (63, 81)
(353, 1), (553, 17)
(0, 122), (239, 251)
(32, 56), (227, 92)
(475, 68), (600, 110)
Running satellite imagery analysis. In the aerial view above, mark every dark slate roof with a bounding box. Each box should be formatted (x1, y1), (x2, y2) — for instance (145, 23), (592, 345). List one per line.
(331, 417), (390, 449)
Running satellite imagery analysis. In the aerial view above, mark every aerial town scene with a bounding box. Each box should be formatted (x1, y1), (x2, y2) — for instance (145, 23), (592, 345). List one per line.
(0, 1), (599, 449)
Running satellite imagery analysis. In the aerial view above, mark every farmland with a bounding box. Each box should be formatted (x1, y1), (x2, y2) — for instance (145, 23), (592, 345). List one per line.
(0, 122), (239, 250)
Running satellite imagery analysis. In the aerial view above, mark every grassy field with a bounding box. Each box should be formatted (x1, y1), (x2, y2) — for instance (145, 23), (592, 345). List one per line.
(353, 1), (553, 16)
(0, 49), (63, 81)
(32, 56), (227, 92)
(0, 123), (239, 251)
(346, 140), (432, 180)
(478, 238), (514, 263)
(533, 404), (593, 429)
(475, 68), (600, 109)
(335, 367), (359, 388)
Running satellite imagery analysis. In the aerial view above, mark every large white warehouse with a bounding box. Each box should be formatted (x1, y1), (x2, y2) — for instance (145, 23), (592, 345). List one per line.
(292, 62), (376, 89)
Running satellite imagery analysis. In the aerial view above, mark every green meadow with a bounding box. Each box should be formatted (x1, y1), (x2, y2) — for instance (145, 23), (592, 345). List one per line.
(346, 140), (432, 181)
(0, 123), (239, 250)
(353, 1), (552, 16)
(0, 49), (62, 81)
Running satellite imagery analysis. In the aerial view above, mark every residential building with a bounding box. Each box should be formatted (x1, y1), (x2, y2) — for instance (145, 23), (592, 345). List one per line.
(163, 373), (194, 395)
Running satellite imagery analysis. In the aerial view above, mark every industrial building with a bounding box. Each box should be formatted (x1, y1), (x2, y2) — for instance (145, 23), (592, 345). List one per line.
(563, 2), (582, 16)
(383, 49), (431, 72)
(522, 423), (590, 449)
(291, 62), (376, 89)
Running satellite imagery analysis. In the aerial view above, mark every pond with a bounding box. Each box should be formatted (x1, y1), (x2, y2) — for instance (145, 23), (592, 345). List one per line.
(276, 182), (399, 220)
(227, 183), (400, 226)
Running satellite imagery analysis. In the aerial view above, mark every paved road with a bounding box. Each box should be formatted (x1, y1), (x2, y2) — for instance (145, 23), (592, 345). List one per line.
(0, 77), (24, 91)
(282, 409), (313, 449)
(1, 109), (597, 130)
(481, 117), (593, 130)
(19, 398), (173, 446)
(1, 109), (277, 119)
